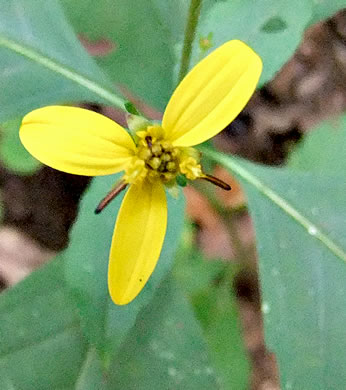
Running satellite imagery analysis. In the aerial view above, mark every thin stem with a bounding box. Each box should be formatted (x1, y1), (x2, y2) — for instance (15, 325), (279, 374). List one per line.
(178, 0), (202, 83)
(201, 147), (346, 265)
(0, 35), (125, 110)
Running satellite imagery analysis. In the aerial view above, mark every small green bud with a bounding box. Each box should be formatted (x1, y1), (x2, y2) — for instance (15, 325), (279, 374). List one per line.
(124, 101), (140, 115)
(176, 174), (188, 187)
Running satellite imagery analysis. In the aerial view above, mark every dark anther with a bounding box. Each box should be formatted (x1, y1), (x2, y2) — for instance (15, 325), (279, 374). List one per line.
(145, 136), (153, 149)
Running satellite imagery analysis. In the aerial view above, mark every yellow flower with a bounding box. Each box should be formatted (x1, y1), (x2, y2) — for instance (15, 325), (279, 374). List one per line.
(19, 40), (262, 305)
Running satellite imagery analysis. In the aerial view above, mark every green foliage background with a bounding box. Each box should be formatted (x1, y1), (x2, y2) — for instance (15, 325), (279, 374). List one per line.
(0, 0), (345, 388)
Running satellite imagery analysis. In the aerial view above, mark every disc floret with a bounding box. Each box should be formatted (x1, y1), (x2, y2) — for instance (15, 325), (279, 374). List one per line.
(124, 125), (202, 186)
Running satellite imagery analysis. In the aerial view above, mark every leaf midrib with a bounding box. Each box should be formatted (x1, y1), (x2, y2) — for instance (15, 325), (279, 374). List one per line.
(0, 34), (125, 110)
(202, 147), (346, 264)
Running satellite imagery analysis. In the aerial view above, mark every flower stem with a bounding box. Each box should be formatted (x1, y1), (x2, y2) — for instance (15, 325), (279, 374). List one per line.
(178, 0), (202, 83)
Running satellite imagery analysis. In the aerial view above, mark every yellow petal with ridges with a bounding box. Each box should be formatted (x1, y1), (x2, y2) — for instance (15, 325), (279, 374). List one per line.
(108, 180), (167, 305)
(20, 106), (136, 176)
(162, 40), (262, 147)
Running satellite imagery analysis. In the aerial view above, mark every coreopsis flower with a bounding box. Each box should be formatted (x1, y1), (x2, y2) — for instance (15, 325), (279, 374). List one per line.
(20, 40), (262, 305)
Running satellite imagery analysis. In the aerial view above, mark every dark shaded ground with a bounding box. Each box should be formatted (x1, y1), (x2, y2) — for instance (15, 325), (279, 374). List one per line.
(0, 9), (345, 389)
(216, 10), (346, 166)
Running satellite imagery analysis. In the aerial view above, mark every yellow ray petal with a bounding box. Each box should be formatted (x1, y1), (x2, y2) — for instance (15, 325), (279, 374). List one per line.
(108, 180), (167, 305)
(163, 40), (262, 147)
(20, 105), (136, 176)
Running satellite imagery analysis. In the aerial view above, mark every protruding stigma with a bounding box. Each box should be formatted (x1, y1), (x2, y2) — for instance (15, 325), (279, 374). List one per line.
(95, 181), (128, 214)
(200, 174), (231, 191)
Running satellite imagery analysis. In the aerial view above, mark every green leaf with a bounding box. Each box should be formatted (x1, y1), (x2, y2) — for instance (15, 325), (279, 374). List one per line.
(194, 283), (250, 390)
(174, 245), (250, 389)
(109, 275), (219, 389)
(309, 0), (345, 26)
(0, 258), (89, 390)
(195, 0), (313, 84)
(0, 0), (124, 123)
(203, 148), (346, 388)
(63, 174), (185, 360)
(288, 115), (346, 174)
(75, 349), (105, 390)
(60, 0), (188, 111)
(0, 119), (41, 174)
(174, 247), (226, 297)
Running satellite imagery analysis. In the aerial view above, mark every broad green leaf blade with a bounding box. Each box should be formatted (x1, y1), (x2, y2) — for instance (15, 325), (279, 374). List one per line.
(309, 0), (345, 26)
(0, 0), (124, 122)
(241, 170), (346, 389)
(288, 115), (346, 174)
(174, 246), (250, 389)
(204, 149), (346, 388)
(109, 275), (219, 389)
(195, 0), (312, 85)
(0, 258), (88, 390)
(63, 174), (185, 359)
(195, 284), (250, 390)
(61, 0), (188, 111)
(0, 119), (41, 174)
(173, 244), (226, 298)
(75, 349), (105, 390)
